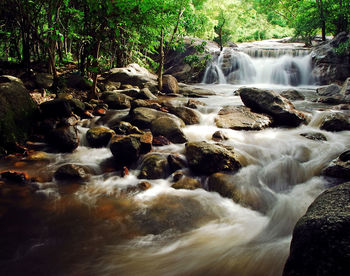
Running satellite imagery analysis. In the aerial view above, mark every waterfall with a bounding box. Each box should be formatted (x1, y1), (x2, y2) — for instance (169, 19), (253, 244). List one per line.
(202, 47), (313, 86)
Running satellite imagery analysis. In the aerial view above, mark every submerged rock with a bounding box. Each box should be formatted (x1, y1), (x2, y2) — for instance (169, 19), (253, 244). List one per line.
(283, 182), (350, 276)
(322, 150), (350, 180)
(300, 132), (327, 141)
(239, 87), (307, 127)
(185, 141), (241, 175)
(215, 106), (272, 130)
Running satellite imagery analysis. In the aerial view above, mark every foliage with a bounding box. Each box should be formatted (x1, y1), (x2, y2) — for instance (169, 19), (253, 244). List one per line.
(335, 38), (350, 55)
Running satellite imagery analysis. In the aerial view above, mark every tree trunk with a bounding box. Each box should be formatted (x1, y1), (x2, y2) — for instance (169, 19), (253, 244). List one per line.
(158, 29), (164, 91)
(89, 40), (101, 100)
(316, 0), (326, 41)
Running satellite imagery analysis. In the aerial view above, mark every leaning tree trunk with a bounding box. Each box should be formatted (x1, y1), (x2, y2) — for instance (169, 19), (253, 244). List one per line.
(158, 29), (164, 91)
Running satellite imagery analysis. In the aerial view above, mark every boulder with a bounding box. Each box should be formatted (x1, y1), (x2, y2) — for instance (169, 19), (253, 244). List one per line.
(215, 106), (272, 130)
(68, 99), (86, 117)
(212, 130), (228, 142)
(283, 182), (350, 276)
(131, 99), (162, 110)
(120, 88), (141, 98)
(316, 84), (341, 96)
(167, 106), (201, 125)
(322, 150), (350, 179)
(34, 73), (54, 89)
(138, 153), (169, 179)
(185, 141), (241, 175)
(167, 154), (187, 172)
(319, 112), (350, 132)
(185, 99), (206, 109)
(239, 87), (307, 127)
(110, 136), (141, 165)
(66, 73), (92, 90)
(0, 75), (37, 153)
(40, 99), (72, 119)
(130, 131), (153, 154)
(317, 94), (346, 105)
(341, 77), (350, 95)
(172, 176), (201, 190)
(280, 89), (305, 101)
(140, 88), (157, 100)
(162, 74), (179, 94)
(110, 121), (143, 135)
(300, 132), (327, 141)
(101, 92), (131, 109)
(54, 164), (91, 181)
(152, 135), (171, 146)
(311, 32), (350, 84)
(128, 107), (184, 129)
(86, 127), (115, 148)
(151, 116), (187, 144)
(102, 63), (157, 88)
(101, 81), (121, 91)
(46, 125), (79, 152)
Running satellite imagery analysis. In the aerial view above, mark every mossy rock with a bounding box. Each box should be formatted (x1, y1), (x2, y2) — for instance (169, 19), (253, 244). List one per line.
(0, 76), (37, 153)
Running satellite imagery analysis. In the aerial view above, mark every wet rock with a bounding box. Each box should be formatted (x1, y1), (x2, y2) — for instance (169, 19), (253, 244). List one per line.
(54, 164), (91, 181)
(129, 107), (184, 130)
(212, 130), (228, 142)
(120, 88), (141, 98)
(162, 74), (179, 94)
(102, 63), (157, 88)
(140, 88), (157, 100)
(68, 98), (86, 117)
(179, 85), (216, 97)
(86, 127), (115, 148)
(130, 131), (153, 154)
(172, 176), (201, 190)
(0, 75), (37, 153)
(0, 171), (29, 185)
(46, 125), (79, 152)
(152, 135), (171, 146)
(151, 116), (187, 144)
(124, 181), (152, 194)
(283, 182), (350, 276)
(317, 94), (346, 105)
(316, 84), (341, 96)
(40, 99), (72, 119)
(185, 99), (206, 109)
(138, 153), (169, 179)
(215, 106), (272, 130)
(320, 112), (350, 132)
(239, 87), (307, 127)
(110, 136), (141, 165)
(322, 150), (350, 180)
(111, 121), (143, 135)
(131, 99), (162, 110)
(280, 89), (305, 101)
(185, 141), (241, 175)
(34, 73), (53, 89)
(300, 132), (327, 141)
(341, 77), (350, 95)
(168, 154), (187, 173)
(168, 106), (201, 125)
(101, 92), (131, 109)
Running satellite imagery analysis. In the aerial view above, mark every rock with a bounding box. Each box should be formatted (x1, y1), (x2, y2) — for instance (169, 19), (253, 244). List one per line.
(140, 88), (157, 100)
(128, 107), (184, 129)
(316, 84), (341, 96)
(110, 136), (141, 165)
(300, 132), (327, 141)
(0, 171), (29, 185)
(215, 106), (272, 130)
(66, 73), (92, 90)
(46, 125), (79, 152)
(172, 176), (201, 190)
(167, 106), (201, 125)
(317, 94), (346, 105)
(341, 77), (350, 95)
(311, 32), (350, 84)
(322, 150), (350, 179)
(120, 88), (141, 98)
(102, 63), (157, 88)
(207, 172), (271, 212)
(54, 164), (91, 181)
(168, 154), (187, 172)
(110, 121), (143, 135)
(138, 153), (169, 179)
(280, 89), (305, 101)
(131, 99), (162, 110)
(151, 116), (187, 143)
(179, 84), (216, 97)
(185, 141), (241, 175)
(162, 74), (179, 94)
(86, 127), (115, 148)
(102, 81), (121, 91)
(0, 75), (37, 153)
(101, 92), (131, 109)
(152, 135), (171, 146)
(68, 99), (86, 117)
(40, 99), (72, 119)
(239, 87), (307, 127)
(320, 112), (350, 132)
(124, 181), (152, 194)
(185, 99), (206, 109)
(212, 131), (228, 142)
(34, 73), (53, 89)
(130, 131), (153, 154)
(283, 182), (350, 276)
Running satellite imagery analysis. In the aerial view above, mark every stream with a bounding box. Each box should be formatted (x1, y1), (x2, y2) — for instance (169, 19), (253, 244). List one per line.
(1, 40), (350, 276)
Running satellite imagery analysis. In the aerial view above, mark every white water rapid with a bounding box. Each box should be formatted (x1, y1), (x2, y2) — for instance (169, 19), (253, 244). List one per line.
(1, 40), (349, 276)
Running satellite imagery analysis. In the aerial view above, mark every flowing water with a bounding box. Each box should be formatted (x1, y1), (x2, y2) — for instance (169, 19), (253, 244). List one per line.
(1, 40), (350, 276)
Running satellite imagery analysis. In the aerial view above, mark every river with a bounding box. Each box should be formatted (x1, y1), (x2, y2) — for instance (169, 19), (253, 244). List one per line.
(0, 39), (349, 275)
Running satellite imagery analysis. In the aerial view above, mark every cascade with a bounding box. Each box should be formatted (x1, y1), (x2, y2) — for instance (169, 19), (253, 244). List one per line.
(202, 47), (313, 86)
